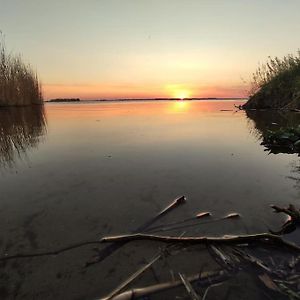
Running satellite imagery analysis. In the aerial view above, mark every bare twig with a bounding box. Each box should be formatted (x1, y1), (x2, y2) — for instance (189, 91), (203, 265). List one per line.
(202, 282), (223, 300)
(87, 196), (186, 266)
(104, 252), (163, 300)
(258, 273), (279, 292)
(208, 245), (236, 270)
(179, 273), (201, 300)
(277, 282), (300, 299)
(156, 195), (186, 217)
(144, 211), (212, 232)
(145, 212), (240, 234)
(233, 248), (273, 275)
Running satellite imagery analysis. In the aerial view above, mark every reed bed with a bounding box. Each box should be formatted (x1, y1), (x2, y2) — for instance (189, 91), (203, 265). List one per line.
(250, 51), (300, 94)
(245, 51), (300, 109)
(0, 33), (43, 106)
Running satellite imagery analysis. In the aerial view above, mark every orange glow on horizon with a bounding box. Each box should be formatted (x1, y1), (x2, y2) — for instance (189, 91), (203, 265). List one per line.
(165, 84), (192, 99)
(43, 82), (247, 100)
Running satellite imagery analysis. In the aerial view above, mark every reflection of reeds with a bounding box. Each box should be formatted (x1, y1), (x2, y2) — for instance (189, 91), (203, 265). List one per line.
(246, 110), (300, 140)
(0, 33), (43, 106)
(287, 160), (300, 190)
(0, 106), (47, 168)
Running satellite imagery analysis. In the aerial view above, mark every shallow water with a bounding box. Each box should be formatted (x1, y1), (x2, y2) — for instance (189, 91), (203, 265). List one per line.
(0, 100), (299, 299)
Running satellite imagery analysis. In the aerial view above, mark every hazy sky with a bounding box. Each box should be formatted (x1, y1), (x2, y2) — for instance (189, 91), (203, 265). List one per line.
(1, 0), (300, 99)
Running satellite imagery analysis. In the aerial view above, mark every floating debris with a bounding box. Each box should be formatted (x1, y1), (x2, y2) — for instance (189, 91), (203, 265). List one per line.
(196, 212), (212, 219)
(223, 213), (241, 219)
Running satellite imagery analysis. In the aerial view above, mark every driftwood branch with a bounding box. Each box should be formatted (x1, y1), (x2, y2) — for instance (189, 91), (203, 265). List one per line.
(101, 233), (300, 251)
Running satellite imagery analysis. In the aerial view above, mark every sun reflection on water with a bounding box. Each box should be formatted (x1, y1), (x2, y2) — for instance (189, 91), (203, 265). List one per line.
(169, 100), (191, 113)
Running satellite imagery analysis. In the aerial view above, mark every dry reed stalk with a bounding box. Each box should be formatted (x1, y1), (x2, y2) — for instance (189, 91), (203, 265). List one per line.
(0, 32), (43, 106)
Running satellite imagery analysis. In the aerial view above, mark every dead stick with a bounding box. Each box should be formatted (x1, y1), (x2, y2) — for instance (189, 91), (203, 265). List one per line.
(87, 196), (186, 266)
(155, 195), (186, 218)
(202, 282), (223, 300)
(105, 252), (162, 300)
(100, 269), (230, 300)
(179, 273), (201, 300)
(146, 213), (240, 234)
(232, 248), (273, 275)
(144, 211), (212, 232)
(101, 233), (300, 251)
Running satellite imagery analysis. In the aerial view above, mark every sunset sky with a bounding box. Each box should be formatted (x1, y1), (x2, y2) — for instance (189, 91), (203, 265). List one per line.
(1, 0), (300, 99)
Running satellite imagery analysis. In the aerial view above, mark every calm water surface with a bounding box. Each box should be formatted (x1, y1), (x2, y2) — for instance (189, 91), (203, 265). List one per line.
(0, 100), (299, 299)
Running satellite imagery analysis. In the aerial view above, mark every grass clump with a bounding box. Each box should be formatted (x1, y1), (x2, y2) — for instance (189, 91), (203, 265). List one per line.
(0, 32), (43, 106)
(244, 51), (300, 109)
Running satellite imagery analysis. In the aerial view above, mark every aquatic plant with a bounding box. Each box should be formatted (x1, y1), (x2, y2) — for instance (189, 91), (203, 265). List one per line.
(244, 51), (300, 109)
(0, 32), (43, 106)
(262, 125), (300, 154)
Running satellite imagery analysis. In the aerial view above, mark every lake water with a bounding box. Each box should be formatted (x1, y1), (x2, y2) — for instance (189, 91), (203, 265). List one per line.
(0, 100), (299, 299)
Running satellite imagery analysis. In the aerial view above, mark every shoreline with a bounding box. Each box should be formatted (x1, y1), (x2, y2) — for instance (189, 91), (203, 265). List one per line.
(45, 97), (247, 103)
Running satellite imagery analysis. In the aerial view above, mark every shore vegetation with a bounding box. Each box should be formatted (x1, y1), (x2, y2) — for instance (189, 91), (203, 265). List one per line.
(0, 32), (43, 106)
(244, 51), (300, 109)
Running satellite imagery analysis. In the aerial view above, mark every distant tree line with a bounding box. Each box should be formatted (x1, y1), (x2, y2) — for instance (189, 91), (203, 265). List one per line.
(47, 98), (80, 102)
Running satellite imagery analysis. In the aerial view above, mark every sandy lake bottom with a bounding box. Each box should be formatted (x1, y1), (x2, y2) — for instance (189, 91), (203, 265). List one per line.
(0, 100), (299, 299)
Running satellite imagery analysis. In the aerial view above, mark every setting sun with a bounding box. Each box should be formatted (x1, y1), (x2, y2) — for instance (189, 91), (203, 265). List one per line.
(175, 90), (190, 99)
(165, 84), (192, 99)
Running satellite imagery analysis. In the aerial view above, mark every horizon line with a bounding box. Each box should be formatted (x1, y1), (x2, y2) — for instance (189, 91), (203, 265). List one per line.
(46, 97), (248, 102)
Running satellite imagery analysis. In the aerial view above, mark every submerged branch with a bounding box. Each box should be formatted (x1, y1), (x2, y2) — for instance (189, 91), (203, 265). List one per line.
(0, 196), (187, 263)
(0, 241), (102, 261)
